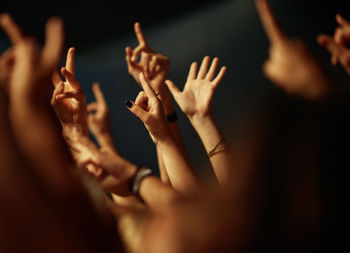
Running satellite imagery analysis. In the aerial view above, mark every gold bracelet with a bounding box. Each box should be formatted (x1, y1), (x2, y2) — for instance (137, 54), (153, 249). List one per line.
(208, 138), (226, 158)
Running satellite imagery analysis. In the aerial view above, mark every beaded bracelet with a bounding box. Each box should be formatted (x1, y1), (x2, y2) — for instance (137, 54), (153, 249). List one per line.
(128, 166), (154, 197)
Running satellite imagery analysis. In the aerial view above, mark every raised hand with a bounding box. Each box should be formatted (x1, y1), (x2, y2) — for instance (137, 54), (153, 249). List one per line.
(87, 82), (111, 136)
(126, 72), (171, 143)
(10, 18), (63, 104)
(255, 0), (330, 100)
(86, 82), (118, 153)
(126, 73), (199, 194)
(125, 22), (170, 93)
(317, 14), (350, 75)
(7, 16), (82, 191)
(51, 47), (88, 138)
(68, 136), (137, 196)
(166, 56), (231, 185)
(165, 56), (226, 119)
(0, 14), (24, 92)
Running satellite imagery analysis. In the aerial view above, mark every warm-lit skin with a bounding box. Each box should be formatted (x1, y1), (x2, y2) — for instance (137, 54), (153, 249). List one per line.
(255, 0), (331, 100)
(125, 23), (170, 89)
(67, 136), (138, 196)
(127, 73), (200, 195)
(87, 82), (117, 153)
(69, 134), (182, 210)
(125, 22), (191, 186)
(1, 15), (124, 252)
(318, 14), (350, 75)
(7, 16), (83, 194)
(165, 56), (231, 185)
(0, 14), (23, 93)
(51, 47), (89, 140)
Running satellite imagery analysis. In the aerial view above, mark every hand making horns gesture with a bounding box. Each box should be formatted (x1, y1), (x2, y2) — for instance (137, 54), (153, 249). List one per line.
(318, 14), (350, 75)
(125, 22), (170, 92)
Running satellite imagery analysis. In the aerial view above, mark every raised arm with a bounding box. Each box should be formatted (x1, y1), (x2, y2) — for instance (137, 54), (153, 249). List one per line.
(317, 14), (350, 75)
(125, 22), (189, 185)
(51, 47), (89, 140)
(70, 135), (182, 210)
(165, 56), (231, 185)
(255, 0), (331, 100)
(87, 82), (117, 153)
(3, 15), (123, 252)
(8, 17), (80, 193)
(126, 73), (200, 195)
(49, 47), (106, 176)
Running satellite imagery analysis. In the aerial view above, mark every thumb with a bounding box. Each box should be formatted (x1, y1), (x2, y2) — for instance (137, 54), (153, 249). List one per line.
(165, 80), (181, 99)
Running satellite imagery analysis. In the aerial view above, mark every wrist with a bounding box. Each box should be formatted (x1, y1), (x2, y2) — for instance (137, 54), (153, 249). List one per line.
(123, 161), (139, 181)
(128, 165), (154, 198)
(188, 111), (214, 127)
(188, 112), (226, 152)
(157, 86), (174, 115)
(62, 124), (88, 141)
(155, 129), (177, 147)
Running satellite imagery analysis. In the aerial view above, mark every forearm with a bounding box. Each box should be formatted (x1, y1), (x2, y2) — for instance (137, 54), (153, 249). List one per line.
(10, 102), (82, 193)
(99, 159), (137, 196)
(139, 175), (181, 210)
(160, 87), (188, 152)
(156, 145), (171, 185)
(189, 113), (232, 185)
(157, 135), (200, 195)
(158, 86), (192, 182)
(62, 120), (89, 141)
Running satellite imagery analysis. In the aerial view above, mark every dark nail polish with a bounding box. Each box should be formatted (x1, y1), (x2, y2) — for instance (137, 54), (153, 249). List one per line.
(125, 100), (133, 108)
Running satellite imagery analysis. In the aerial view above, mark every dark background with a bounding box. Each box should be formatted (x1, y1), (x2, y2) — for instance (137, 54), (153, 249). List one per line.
(1, 0), (350, 177)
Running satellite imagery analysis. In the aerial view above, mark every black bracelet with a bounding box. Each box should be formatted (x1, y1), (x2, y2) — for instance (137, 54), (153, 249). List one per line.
(128, 166), (154, 197)
(166, 111), (178, 123)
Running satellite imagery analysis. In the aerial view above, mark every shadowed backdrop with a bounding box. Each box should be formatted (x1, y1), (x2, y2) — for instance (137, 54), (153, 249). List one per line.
(1, 0), (350, 178)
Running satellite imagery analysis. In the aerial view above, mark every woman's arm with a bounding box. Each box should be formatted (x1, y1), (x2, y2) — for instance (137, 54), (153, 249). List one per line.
(127, 73), (200, 195)
(166, 56), (231, 185)
(125, 22), (190, 185)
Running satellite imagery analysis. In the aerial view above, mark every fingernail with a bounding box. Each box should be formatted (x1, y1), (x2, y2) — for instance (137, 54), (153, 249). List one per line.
(125, 100), (133, 108)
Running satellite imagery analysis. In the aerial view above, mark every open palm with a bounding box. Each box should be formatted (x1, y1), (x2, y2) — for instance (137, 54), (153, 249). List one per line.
(166, 56), (226, 118)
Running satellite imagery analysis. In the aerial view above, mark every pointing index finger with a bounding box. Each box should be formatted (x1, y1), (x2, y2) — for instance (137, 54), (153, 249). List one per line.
(0, 13), (23, 44)
(255, 0), (285, 44)
(65, 47), (76, 77)
(336, 14), (350, 27)
(134, 22), (147, 46)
